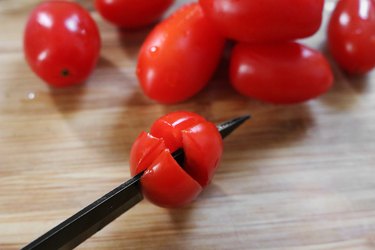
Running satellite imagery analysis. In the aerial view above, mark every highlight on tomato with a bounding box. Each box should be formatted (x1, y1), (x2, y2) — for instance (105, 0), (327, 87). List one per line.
(199, 0), (324, 43)
(24, 1), (101, 87)
(95, 0), (174, 29)
(136, 3), (225, 104)
(129, 111), (223, 208)
(230, 42), (334, 104)
(328, 0), (375, 74)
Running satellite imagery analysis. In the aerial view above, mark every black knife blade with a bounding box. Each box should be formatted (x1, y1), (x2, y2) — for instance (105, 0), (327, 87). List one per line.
(22, 115), (250, 250)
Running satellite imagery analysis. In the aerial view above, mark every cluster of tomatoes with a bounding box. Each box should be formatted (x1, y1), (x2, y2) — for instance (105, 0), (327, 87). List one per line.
(24, 0), (375, 105)
(138, 0), (333, 104)
(138, 0), (375, 104)
(23, 1), (375, 207)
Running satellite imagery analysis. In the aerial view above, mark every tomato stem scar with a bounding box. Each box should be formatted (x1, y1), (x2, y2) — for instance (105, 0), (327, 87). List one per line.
(61, 69), (70, 77)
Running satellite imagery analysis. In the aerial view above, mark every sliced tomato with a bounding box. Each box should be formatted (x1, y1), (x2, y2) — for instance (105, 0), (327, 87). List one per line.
(141, 150), (203, 208)
(182, 122), (222, 187)
(129, 112), (223, 207)
(150, 111), (206, 152)
(129, 132), (165, 176)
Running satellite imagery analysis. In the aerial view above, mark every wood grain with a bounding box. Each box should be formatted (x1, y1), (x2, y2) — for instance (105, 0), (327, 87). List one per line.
(1, 0), (375, 249)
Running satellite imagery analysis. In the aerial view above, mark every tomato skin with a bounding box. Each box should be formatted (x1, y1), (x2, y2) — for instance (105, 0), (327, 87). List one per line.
(95, 0), (174, 29)
(129, 132), (165, 176)
(150, 111), (206, 152)
(136, 3), (225, 104)
(199, 0), (324, 43)
(141, 150), (202, 208)
(181, 122), (222, 187)
(24, 1), (101, 87)
(328, 0), (375, 74)
(230, 42), (334, 104)
(129, 112), (223, 208)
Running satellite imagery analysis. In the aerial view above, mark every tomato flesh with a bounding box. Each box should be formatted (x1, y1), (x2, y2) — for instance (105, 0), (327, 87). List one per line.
(129, 132), (166, 176)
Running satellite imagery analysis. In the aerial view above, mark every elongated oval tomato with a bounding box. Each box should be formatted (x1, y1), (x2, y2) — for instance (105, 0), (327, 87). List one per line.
(328, 0), (375, 74)
(136, 3), (225, 104)
(199, 0), (324, 43)
(24, 1), (101, 87)
(95, 0), (174, 29)
(230, 42), (334, 104)
(129, 111), (223, 208)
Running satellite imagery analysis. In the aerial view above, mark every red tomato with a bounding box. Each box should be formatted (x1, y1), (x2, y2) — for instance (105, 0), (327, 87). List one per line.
(129, 111), (223, 208)
(230, 42), (334, 104)
(199, 0), (324, 43)
(328, 0), (375, 74)
(95, 0), (174, 29)
(24, 1), (101, 87)
(136, 3), (225, 104)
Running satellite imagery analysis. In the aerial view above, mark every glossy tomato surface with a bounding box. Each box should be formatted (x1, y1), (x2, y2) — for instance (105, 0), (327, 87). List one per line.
(328, 0), (375, 74)
(230, 42), (334, 104)
(24, 1), (100, 87)
(199, 0), (324, 43)
(136, 3), (225, 104)
(129, 111), (223, 207)
(95, 0), (174, 29)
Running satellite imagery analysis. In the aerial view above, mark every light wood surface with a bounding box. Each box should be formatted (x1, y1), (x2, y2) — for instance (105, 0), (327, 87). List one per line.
(1, 1), (375, 249)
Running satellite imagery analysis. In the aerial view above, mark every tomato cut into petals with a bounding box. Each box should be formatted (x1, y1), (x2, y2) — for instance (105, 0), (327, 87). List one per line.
(129, 111), (223, 208)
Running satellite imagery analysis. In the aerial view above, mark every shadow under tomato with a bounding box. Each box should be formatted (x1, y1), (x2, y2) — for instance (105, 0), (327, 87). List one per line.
(198, 182), (231, 201)
(345, 73), (371, 93)
(220, 103), (314, 166)
(318, 43), (369, 110)
(117, 26), (154, 59)
(48, 82), (87, 114)
(50, 56), (129, 113)
(129, 42), (248, 120)
(49, 56), (143, 164)
(167, 205), (195, 229)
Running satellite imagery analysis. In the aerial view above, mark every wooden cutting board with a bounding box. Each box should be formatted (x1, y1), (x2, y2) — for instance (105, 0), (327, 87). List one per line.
(1, 1), (375, 249)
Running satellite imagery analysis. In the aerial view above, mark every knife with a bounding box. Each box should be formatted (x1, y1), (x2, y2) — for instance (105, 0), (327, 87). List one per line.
(22, 115), (250, 250)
